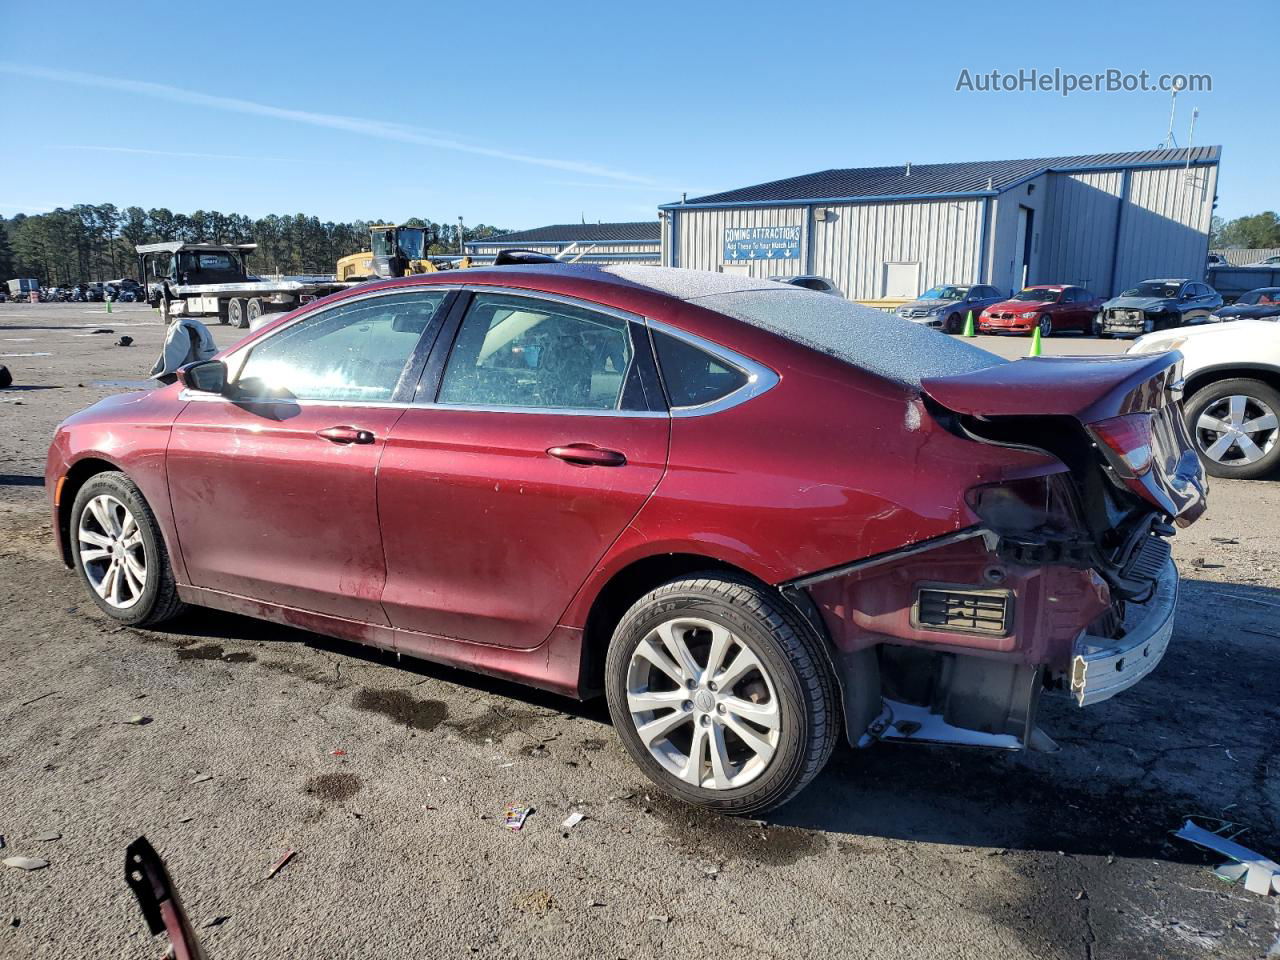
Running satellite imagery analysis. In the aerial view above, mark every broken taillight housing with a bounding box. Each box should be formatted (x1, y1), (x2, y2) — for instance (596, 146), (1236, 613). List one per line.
(1089, 413), (1154, 478)
(965, 473), (1082, 535)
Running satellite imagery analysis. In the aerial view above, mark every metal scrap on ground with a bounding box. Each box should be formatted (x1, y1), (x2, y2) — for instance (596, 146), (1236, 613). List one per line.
(1175, 819), (1280, 895)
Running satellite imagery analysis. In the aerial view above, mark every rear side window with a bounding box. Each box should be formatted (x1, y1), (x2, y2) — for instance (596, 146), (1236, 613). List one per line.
(652, 330), (749, 408)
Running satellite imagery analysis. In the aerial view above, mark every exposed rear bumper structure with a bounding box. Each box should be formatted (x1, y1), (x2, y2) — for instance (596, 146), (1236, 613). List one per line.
(1070, 558), (1179, 706)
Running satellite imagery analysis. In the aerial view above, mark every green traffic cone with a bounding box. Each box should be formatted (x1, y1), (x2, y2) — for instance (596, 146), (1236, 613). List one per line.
(106, 297), (112, 314)
(1028, 325), (1043, 357)
(962, 310), (976, 337)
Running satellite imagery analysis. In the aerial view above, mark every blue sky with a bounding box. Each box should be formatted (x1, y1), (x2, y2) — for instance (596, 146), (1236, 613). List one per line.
(0, 0), (1271, 228)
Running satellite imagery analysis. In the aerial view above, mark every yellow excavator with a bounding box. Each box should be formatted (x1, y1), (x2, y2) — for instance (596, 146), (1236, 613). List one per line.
(336, 224), (441, 281)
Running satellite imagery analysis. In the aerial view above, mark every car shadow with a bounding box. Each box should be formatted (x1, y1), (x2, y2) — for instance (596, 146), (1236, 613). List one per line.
(0, 474), (45, 487)
(162, 574), (1279, 862)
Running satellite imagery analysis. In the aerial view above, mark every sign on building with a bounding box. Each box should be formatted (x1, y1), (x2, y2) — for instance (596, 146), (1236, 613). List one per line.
(723, 225), (801, 261)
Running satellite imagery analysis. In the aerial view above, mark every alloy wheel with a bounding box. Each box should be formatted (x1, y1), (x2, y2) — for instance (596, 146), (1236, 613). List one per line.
(1038, 314), (1052, 337)
(77, 494), (147, 608)
(1195, 394), (1279, 466)
(625, 616), (780, 791)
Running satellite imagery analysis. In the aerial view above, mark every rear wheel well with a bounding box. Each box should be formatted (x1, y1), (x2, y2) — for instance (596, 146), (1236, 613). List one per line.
(1185, 366), (1280, 400)
(579, 554), (759, 697)
(57, 458), (118, 565)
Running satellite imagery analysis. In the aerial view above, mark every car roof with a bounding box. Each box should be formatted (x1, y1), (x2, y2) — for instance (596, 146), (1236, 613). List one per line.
(374, 264), (1005, 388)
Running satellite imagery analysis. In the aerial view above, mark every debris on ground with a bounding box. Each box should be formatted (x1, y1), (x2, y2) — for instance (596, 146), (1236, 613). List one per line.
(1211, 537), (1239, 545)
(0, 365), (11, 388)
(264, 850), (295, 880)
(116, 336), (133, 347)
(90, 328), (114, 335)
(189, 774), (213, 784)
(648, 914), (671, 923)
(503, 803), (533, 831)
(33, 831), (61, 842)
(560, 811), (585, 832)
(330, 749), (346, 756)
(3, 857), (49, 871)
(203, 915), (230, 928)
(1175, 819), (1280, 895)
(122, 715), (151, 725)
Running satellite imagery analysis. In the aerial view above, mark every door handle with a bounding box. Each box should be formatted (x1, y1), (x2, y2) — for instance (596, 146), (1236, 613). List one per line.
(317, 425), (375, 445)
(547, 444), (627, 467)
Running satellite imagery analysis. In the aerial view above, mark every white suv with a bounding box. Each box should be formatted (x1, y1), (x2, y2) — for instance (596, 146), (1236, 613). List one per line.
(1129, 320), (1280, 479)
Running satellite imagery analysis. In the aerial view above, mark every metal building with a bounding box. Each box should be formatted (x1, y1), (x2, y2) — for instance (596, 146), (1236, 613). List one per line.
(660, 147), (1220, 302)
(464, 221), (660, 265)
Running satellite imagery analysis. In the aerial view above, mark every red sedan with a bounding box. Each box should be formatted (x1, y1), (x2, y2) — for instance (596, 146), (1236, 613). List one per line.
(46, 266), (1205, 814)
(979, 285), (1106, 336)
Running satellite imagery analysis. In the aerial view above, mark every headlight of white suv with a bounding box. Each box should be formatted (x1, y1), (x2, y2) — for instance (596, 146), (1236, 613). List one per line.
(1128, 335), (1188, 355)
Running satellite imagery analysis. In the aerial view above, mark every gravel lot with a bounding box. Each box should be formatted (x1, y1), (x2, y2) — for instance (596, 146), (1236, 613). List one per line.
(2, 302), (1278, 959)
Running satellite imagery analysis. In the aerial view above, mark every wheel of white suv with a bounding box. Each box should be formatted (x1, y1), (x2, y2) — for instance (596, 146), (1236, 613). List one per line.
(70, 472), (187, 626)
(604, 574), (837, 816)
(1184, 378), (1280, 480)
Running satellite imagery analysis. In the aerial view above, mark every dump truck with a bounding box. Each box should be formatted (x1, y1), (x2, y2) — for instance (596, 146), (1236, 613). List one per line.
(137, 242), (349, 328)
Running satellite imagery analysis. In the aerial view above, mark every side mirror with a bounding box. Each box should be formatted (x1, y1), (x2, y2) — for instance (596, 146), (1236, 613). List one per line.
(177, 359), (227, 394)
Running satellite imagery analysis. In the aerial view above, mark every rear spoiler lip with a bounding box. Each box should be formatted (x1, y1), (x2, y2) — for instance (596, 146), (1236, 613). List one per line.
(920, 353), (1182, 424)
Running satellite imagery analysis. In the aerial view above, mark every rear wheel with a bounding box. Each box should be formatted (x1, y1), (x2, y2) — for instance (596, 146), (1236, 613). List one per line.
(70, 472), (187, 626)
(227, 298), (247, 329)
(1185, 379), (1280, 480)
(1038, 313), (1053, 337)
(246, 297), (265, 326)
(604, 574), (837, 816)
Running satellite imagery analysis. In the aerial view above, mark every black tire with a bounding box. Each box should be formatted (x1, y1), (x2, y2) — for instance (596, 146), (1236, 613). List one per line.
(246, 298), (265, 325)
(604, 573), (838, 816)
(1142, 315), (1156, 334)
(1038, 313), (1053, 338)
(70, 471), (187, 626)
(216, 299), (230, 324)
(227, 298), (247, 329)
(1184, 378), (1280, 480)
(944, 313), (961, 334)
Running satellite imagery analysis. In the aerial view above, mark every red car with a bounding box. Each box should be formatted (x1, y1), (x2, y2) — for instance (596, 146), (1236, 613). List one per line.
(979, 285), (1106, 336)
(47, 266), (1206, 814)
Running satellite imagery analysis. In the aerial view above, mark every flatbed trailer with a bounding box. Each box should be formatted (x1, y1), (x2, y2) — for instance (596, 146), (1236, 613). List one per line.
(137, 242), (350, 328)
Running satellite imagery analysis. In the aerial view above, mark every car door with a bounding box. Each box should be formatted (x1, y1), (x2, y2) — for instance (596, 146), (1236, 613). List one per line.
(166, 288), (453, 622)
(376, 289), (670, 650)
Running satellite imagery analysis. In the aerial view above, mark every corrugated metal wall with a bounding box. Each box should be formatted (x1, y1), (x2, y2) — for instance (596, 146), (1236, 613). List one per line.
(1038, 170), (1125, 293)
(810, 198), (983, 298)
(669, 206), (809, 278)
(1114, 164), (1217, 292)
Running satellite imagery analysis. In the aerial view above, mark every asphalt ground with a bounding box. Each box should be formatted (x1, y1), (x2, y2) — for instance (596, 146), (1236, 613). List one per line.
(1, 302), (1277, 959)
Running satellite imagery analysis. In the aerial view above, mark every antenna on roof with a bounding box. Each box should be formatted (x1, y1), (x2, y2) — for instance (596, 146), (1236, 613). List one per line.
(1161, 87), (1179, 149)
(904, 161), (911, 177)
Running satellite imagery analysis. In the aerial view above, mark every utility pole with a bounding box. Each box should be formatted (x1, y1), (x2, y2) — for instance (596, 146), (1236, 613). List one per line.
(458, 216), (465, 255)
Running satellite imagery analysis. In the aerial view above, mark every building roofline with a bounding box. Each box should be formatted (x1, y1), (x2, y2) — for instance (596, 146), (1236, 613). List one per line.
(659, 153), (1221, 210)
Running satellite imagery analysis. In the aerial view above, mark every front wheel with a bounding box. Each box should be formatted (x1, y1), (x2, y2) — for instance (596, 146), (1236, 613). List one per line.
(1184, 379), (1280, 480)
(944, 313), (961, 334)
(70, 472), (187, 626)
(604, 574), (838, 816)
(1038, 313), (1053, 337)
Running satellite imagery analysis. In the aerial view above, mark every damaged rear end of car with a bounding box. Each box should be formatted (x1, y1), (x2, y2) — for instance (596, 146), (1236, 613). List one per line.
(791, 351), (1206, 753)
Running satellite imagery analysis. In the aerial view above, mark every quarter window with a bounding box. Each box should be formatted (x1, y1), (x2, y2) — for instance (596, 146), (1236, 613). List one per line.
(652, 330), (749, 408)
(235, 291), (446, 402)
(437, 293), (636, 410)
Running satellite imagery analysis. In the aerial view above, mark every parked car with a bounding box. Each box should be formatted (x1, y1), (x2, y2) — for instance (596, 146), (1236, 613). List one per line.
(1098, 279), (1222, 337)
(47, 265), (1206, 814)
(769, 275), (841, 296)
(1212, 287), (1280, 322)
(895, 284), (1006, 333)
(1129, 319), (1280, 479)
(1245, 256), (1280, 267)
(978, 285), (1105, 337)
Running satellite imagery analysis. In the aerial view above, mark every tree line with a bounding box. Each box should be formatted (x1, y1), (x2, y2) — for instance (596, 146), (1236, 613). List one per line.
(1210, 211), (1280, 250)
(0, 204), (511, 284)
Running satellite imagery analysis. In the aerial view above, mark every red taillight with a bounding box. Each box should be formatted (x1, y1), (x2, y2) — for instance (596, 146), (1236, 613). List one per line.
(1089, 413), (1154, 478)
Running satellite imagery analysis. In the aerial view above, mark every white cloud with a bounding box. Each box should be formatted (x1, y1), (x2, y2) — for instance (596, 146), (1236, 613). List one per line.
(1, 63), (663, 186)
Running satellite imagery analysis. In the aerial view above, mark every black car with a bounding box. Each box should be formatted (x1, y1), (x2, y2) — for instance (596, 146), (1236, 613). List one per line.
(1098, 279), (1223, 336)
(1213, 287), (1280, 322)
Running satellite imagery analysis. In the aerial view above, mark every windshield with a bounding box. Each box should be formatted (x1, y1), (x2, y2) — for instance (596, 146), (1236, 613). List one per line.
(397, 227), (427, 260)
(1122, 281), (1181, 298)
(919, 286), (966, 300)
(1012, 288), (1060, 303)
(371, 229), (394, 259)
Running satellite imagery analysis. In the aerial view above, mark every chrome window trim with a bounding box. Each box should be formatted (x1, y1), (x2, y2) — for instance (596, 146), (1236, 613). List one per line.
(177, 389), (668, 418)
(645, 317), (780, 418)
